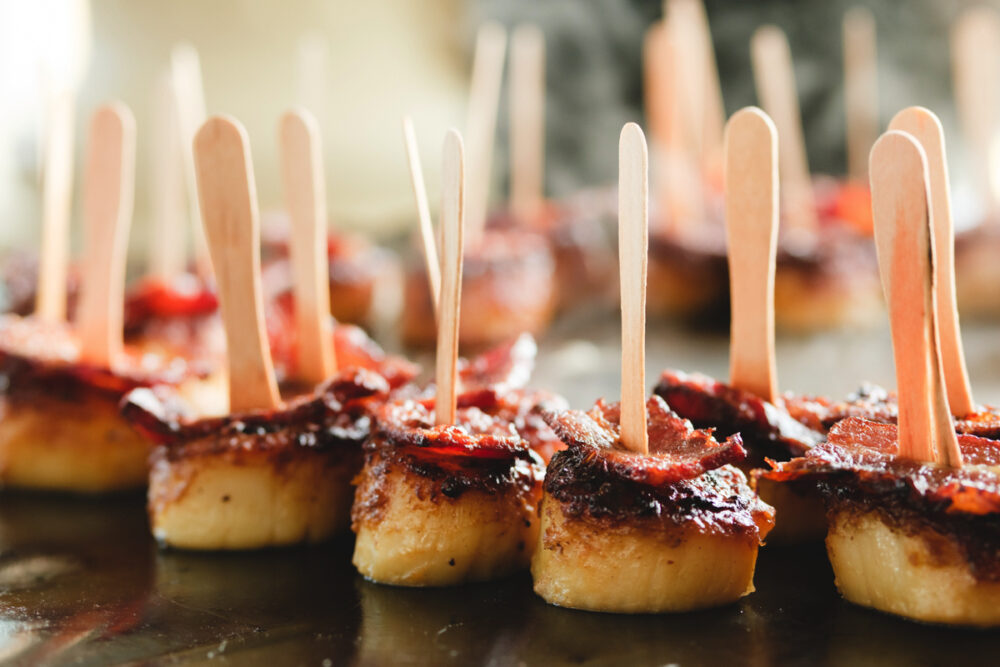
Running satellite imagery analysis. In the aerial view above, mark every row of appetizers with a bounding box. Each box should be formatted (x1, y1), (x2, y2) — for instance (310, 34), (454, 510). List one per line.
(1, 95), (998, 628)
(10, 5), (1000, 353)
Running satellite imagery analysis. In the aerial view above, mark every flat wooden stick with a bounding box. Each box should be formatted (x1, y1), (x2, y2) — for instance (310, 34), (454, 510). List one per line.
(464, 21), (507, 248)
(665, 0), (707, 227)
(618, 123), (649, 455)
(279, 109), (336, 385)
(952, 7), (1000, 219)
(435, 129), (465, 426)
(77, 103), (136, 370)
(296, 32), (328, 123)
(726, 107), (779, 403)
(35, 88), (76, 322)
(509, 23), (545, 225)
(751, 25), (818, 237)
(194, 116), (280, 413)
(687, 0), (726, 170)
(402, 116), (441, 318)
(172, 43), (212, 276)
(643, 21), (674, 154)
(148, 70), (187, 280)
(843, 7), (879, 182)
(869, 131), (962, 467)
(888, 107), (974, 417)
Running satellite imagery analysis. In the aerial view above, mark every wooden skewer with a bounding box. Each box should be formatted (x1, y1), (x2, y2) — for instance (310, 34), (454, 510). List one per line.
(725, 107), (780, 403)
(687, 0), (726, 170)
(464, 21), (507, 248)
(194, 116), (280, 413)
(435, 129), (465, 426)
(888, 108), (974, 417)
(279, 109), (336, 385)
(35, 88), (76, 322)
(869, 130), (962, 467)
(171, 43), (212, 276)
(751, 25), (818, 237)
(618, 122), (649, 455)
(843, 6), (879, 182)
(952, 7), (1000, 219)
(77, 103), (137, 370)
(643, 21), (674, 155)
(665, 0), (707, 228)
(148, 70), (187, 280)
(402, 116), (441, 318)
(296, 32), (328, 123)
(509, 23), (545, 225)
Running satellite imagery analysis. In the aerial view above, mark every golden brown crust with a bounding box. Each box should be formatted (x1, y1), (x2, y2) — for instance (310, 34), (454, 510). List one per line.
(0, 392), (151, 492)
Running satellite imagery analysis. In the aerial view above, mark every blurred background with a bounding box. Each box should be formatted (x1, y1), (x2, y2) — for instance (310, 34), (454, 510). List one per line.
(0, 0), (993, 255)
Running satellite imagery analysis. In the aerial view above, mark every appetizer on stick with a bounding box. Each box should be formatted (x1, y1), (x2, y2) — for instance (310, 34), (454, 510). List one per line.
(400, 24), (557, 350)
(352, 130), (548, 586)
(764, 129), (1000, 627)
(657, 107), (985, 541)
(0, 104), (220, 492)
(124, 114), (411, 550)
(645, 14), (882, 331)
(531, 122), (773, 614)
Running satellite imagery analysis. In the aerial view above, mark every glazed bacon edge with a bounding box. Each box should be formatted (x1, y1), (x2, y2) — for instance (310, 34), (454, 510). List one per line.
(761, 417), (1000, 516)
(540, 394), (748, 486)
(121, 368), (391, 448)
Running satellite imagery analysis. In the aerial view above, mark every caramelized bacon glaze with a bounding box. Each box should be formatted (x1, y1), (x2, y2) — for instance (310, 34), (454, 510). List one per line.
(654, 370), (825, 464)
(123, 369), (390, 459)
(367, 394), (545, 486)
(0, 316), (201, 403)
(762, 417), (1000, 581)
(541, 395), (774, 542)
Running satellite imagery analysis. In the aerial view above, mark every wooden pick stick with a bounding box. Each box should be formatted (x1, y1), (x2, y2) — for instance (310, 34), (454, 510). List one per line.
(665, 0), (707, 228)
(643, 21), (674, 155)
(888, 108), (974, 417)
(726, 107), (779, 403)
(296, 32), (328, 123)
(687, 0), (726, 169)
(435, 130), (465, 426)
(77, 103), (136, 370)
(509, 23), (545, 225)
(194, 116), (280, 412)
(464, 21), (507, 248)
(952, 7), (1000, 219)
(402, 116), (441, 318)
(148, 70), (187, 280)
(869, 131), (962, 467)
(279, 109), (336, 385)
(618, 123), (649, 455)
(171, 43), (212, 276)
(751, 25), (818, 237)
(35, 88), (76, 322)
(843, 7), (879, 182)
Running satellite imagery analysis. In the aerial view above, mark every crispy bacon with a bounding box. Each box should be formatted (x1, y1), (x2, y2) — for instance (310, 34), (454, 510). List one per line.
(0, 316), (201, 401)
(540, 395), (772, 539)
(543, 395), (746, 486)
(654, 370), (824, 462)
(456, 333), (536, 393)
(123, 274), (218, 335)
(762, 417), (1000, 515)
(761, 417), (1000, 580)
(365, 394), (547, 499)
(121, 368), (391, 451)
